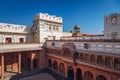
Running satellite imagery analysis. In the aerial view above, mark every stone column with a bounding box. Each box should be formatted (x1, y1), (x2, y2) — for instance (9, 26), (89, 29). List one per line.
(74, 68), (76, 80)
(30, 52), (33, 71)
(64, 64), (67, 77)
(18, 53), (21, 74)
(1, 53), (4, 79)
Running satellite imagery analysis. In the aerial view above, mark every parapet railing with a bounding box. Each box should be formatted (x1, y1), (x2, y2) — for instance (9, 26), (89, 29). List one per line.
(46, 39), (120, 42)
(0, 42), (43, 45)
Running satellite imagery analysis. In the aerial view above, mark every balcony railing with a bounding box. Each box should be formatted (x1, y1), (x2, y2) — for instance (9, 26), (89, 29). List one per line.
(46, 52), (120, 74)
(0, 43), (42, 53)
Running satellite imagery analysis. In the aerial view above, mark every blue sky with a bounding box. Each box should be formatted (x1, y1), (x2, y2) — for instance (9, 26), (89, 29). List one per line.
(0, 0), (120, 34)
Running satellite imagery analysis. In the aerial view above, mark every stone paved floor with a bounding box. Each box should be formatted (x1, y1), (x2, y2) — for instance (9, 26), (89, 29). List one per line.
(21, 73), (56, 80)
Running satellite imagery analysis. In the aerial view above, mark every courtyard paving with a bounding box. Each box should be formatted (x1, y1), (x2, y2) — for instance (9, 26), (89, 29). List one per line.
(21, 73), (55, 80)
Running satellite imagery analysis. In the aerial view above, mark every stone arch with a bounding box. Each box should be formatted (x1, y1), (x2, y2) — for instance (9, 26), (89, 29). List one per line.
(61, 42), (75, 57)
(53, 60), (58, 71)
(80, 53), (84, 61)
(90, 55), (96, 63)
(114, 58), (120, 70)
(96, 75), (107, 80)
(67, 66), (74, 80)
(76, 68), (83, 80)
(48, 59), (52, 68)
(105, 57), (113, 68)
(97, 55), (104, 65)
(59, 63), (65, 75)
(85, 54), (89, 62)
(84, 71), (93, 80)
(62, 42), (75, 49)
(61, 47), (73, 58)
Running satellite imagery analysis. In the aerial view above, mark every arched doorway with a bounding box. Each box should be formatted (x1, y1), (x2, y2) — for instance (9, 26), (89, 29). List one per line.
(59, 63), (65, 75)
(84, 71), (93, 80)
(76, 68), (83, 80)
(68, 66), (74, 80)
(48, 59), (52, 68)
(96, 75), (107, 80)
(33, 59), (38, 69)
(97, 56), (104, 65)
(27, 58), (31, 70)
(114, 58), (120, 70)
(53, 61), (58, 71)
(4, 54), (13, 71)
(105, 57), (113, 68)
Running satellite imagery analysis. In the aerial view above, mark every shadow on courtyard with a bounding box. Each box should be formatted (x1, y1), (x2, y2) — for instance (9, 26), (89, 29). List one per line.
(10, 68), (67, 80)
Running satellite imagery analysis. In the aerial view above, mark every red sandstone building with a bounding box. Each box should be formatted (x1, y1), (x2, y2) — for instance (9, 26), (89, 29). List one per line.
(0, 13), (120, 80)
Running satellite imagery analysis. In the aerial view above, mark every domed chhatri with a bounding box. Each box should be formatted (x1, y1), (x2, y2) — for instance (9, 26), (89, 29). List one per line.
(74, 25), (80, 33)
(74, 25), (80, 29)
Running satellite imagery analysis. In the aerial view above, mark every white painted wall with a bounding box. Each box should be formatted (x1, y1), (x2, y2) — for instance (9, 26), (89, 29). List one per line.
(0, 23), (28, 33)
(46, 41), (120, 54)
(104, 13), (120, 39)
(0, 34), (27, 43)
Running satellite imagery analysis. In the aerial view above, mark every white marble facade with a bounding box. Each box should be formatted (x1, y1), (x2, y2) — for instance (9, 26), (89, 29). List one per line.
(0, 23), (28, 43)
(0, 12), (120, 44)
(104, 12), (120, 39)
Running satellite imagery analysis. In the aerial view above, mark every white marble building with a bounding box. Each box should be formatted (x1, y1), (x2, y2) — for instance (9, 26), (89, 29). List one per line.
(0, 12), (120, 44)
(104, 12), (120, 39)
(0, 23), (28, 44)
(32, 13), (63, 43)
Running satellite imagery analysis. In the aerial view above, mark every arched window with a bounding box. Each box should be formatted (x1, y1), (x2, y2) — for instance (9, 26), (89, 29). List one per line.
(75, 52), (79, 59)
(114, 58), (120, 70)
(68, 66), (74, 80)
(96, 75), (107, 80)
(90, 55), (96, 63)
(97, 56), (104, 65)
(48, 59), (52, 68)
(105, 57), (113, 68)
(59, 63), (65, 75)
(84, 71), (93, 80)
(80, 53), (84, 61)
(62, 48), (72, 58)
(85, 54), (89, 62)
(76, 68), (83, 80)
(53, 61), (58, 71)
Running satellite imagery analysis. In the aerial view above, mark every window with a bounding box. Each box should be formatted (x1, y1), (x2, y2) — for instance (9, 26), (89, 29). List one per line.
(80, 53), (84, 61)
(106, 18), (110, 23)
(56, 27), (58, 31)
(97, 56), (104, 65)
(111, 16), (117, 24)
(90, 55), (96, 63)
(6, 38), (12, 43)
(49, 26), (52, 30)
(84, 43), (88, 49)
(85, 54), (89, 62)
(111, 32), (118, 39)
(105, 57), (113, 68)
(19, 38), (24, 43)
(52, 42), (55, 46)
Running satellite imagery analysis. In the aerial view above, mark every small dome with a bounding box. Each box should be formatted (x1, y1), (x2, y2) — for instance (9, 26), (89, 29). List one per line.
(74, 25), (80, 29)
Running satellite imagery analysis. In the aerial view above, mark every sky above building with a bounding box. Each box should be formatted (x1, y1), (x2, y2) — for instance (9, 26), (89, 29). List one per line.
(0, 0), (120, 34)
